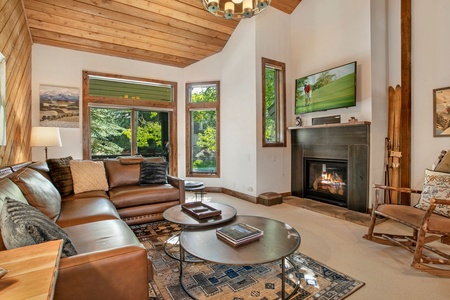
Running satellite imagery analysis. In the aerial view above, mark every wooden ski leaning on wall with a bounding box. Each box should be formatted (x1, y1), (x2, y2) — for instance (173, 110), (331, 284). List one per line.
(386, 85), (402, 204)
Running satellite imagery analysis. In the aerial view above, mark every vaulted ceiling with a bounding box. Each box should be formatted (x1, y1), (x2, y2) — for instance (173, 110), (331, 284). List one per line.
(22, 0), (302, 68)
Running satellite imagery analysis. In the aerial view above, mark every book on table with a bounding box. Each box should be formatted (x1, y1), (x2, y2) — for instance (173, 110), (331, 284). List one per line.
(216, 223), (263, 247)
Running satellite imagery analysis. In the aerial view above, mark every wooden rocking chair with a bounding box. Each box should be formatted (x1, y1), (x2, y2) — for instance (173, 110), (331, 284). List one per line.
(363, 184), (450, 277)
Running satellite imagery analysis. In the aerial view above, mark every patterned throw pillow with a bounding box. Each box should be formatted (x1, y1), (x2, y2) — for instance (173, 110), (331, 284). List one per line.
(70, 160), (109, 194)
(0, 198), (77, 257)
(139, 161), (168, 185)
(47, 156), (74, 196)
(415, 169), (450, 217)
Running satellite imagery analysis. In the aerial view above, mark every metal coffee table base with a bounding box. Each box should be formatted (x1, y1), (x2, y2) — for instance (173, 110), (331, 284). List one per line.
(178, 215), (302, 300)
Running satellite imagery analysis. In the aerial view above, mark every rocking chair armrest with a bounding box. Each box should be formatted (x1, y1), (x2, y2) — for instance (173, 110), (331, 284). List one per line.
(373, 184), (422, 195)
(430, 197), (450, 206)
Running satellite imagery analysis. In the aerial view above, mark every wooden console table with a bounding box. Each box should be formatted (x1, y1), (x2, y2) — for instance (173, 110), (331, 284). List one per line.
(0, 240), (63, 299)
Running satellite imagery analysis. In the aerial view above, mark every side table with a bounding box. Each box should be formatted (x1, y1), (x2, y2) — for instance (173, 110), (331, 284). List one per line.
(0, 240), (63, 299)
(185, 181), (206, 201)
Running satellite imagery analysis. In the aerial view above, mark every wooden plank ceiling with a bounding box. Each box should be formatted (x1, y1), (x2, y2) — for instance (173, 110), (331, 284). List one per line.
(22, 0), (302, 68)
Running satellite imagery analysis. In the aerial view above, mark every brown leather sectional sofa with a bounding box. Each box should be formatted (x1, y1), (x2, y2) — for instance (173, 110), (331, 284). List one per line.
(0, 158), (185, 300)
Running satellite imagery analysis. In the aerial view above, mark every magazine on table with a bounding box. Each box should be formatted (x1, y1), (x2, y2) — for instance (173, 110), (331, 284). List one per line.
(216, 223), (263, 246)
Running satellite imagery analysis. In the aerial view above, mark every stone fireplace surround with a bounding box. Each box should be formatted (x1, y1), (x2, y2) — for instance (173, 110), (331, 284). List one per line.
(290, 122), (370, 213)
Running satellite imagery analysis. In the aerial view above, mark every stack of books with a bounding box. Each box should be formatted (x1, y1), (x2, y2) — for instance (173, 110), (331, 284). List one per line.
(216, 223), (264, 247)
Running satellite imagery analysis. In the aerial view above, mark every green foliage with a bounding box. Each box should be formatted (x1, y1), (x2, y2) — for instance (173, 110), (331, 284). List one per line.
(191, 86), (217, 103)
(265, 67), (276, 142)
(90, 108), (128, 155)
(197, 127), (216, 151)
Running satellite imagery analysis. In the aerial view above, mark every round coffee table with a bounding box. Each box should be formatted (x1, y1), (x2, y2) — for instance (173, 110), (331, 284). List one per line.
(162, 202), (237, 261)
(179, 215), (301, 299)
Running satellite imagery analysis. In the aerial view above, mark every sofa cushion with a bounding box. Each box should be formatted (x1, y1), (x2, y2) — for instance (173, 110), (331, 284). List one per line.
(139, 161), (168, 185)
(57, 197), (120, 228)
(108, 184), (180, 208)
(62, 190), (109, 202)
(0, 198), (77, 257)
(416, 169), (450, 217)
(9, 168), (61, 221)
(0, 178), (29, 212)
(47, 156), (74, 196)
(70, 160), (109, 194)
(63, 219), (141, 254)
(117, 155), (144, 165)
(105, 157), (165, 188)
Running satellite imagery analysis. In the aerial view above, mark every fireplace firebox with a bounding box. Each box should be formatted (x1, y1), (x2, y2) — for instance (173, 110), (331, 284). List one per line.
(304, 158), (348, 207)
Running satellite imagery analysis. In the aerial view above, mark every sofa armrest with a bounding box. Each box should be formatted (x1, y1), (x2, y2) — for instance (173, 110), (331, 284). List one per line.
(55, 245), (150, 300)
(168, 174), (185, 204)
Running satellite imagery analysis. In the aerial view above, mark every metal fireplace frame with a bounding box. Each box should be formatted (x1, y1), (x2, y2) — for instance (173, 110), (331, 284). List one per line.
(290, 122), (369, 213)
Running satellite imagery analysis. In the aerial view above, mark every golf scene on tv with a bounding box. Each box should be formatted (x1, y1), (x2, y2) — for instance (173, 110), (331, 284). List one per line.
(295, 61), (356, 115)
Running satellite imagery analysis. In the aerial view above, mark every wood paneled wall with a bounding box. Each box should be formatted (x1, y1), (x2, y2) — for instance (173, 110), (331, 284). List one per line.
(0, 0), (32, 166)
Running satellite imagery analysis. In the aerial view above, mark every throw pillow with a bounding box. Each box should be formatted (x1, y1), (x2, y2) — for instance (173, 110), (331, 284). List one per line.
(434, 150), (450, 173)
(47, 156), (74, 196)
(139, 161), (168, 185)
(415, 169), (450, 218)
(0, 197), (77, 257)
(70, 160), (109, 194)
(9, 168), (62, 222)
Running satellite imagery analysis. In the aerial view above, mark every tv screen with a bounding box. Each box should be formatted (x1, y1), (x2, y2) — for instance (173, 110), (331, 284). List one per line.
(295, 61), (357, 115)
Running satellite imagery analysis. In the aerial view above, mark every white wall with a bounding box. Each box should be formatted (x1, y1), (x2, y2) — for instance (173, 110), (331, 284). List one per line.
(255, 7), (292, 195)
(31, 45), (183, 161)
(411, 0), (450, 191)
(219, 19), (258, 195)
(290, 0), (372, 126)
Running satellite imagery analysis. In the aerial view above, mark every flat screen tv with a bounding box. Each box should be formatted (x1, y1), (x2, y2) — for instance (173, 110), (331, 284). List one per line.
(295, 61), (357, 115)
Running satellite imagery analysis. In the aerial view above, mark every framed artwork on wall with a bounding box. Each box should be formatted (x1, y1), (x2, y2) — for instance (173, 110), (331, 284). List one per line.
(39, 85), (80, 128)
(433, 86), (450, 137)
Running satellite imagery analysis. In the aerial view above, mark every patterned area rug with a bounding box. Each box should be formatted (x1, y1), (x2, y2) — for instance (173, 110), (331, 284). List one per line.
(130, 221), (365, 300)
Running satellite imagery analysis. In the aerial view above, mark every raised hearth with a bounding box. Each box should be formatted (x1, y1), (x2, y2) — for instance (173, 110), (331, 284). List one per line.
(290, 122), (370, 213)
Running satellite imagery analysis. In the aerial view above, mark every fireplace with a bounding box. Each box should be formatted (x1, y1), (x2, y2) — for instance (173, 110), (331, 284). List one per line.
(304, 158), (348, 207)
(290, 122), (370, 213)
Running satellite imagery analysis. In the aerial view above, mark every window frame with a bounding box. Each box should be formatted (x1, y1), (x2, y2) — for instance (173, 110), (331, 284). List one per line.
(262, 57), (286, 147)
(185, 81), (220, 178)
(82, 71), (178, 175)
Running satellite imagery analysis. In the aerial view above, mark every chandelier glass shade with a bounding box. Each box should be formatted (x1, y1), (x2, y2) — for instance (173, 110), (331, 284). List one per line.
(202, 0), (271, 20)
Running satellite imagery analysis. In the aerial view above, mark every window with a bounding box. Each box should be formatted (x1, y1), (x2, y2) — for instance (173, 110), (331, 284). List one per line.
(186, 82), (220, 177)
(83, 71), (177, 174)
(262, 58), (286, 147)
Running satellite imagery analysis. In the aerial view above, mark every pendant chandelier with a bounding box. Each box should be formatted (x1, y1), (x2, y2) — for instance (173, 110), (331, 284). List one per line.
(202, 0), (271, 20)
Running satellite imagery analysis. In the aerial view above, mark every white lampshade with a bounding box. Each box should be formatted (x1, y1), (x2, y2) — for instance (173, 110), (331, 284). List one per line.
(30, 127), (62, 160)
(30, 127), (62, 147)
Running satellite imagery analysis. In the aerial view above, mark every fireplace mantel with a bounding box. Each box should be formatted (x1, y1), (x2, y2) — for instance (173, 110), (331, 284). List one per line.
(290, 122), (370, 213)
(288, 121), (371, 130)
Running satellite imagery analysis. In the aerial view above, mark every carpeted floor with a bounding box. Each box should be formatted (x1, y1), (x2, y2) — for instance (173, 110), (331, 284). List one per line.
(130, 220), (365, 300)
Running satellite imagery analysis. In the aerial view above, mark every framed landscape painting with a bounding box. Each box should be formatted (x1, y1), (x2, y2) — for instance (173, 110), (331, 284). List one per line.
(433, 86), (450, 137)
(39, 85), (80, 128)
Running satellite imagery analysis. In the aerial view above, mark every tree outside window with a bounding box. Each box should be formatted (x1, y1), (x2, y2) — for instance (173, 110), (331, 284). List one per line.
(186, 82), (220, 177)
(262, 58), (286, 147)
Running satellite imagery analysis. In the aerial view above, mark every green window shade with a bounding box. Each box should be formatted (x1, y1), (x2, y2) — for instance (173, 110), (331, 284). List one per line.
(88, 76), (172, 101)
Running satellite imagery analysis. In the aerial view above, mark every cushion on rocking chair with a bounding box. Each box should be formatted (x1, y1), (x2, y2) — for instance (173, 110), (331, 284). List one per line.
(377, 204), (450, 232)
(415, 169), (450, 218)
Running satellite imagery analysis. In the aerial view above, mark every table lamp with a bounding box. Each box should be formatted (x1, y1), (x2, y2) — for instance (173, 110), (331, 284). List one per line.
(30, 127), (62, 160)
